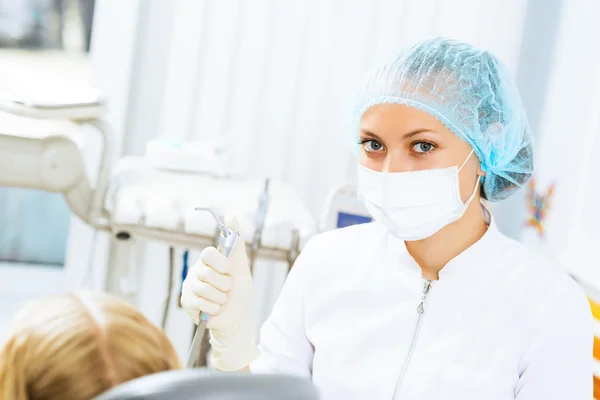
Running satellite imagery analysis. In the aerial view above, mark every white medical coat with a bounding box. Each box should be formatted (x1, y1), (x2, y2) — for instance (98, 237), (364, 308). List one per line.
(251, 216), (593, 399)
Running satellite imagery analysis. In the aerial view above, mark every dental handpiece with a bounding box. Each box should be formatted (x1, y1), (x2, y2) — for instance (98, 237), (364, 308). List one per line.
(186, 208), (239, 368)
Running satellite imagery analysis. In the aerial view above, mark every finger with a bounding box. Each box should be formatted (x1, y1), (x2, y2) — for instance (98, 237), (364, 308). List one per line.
(187, 277), (228, 305)
(181, 295), (200, 324)
(183, 304), (199, 324)
(182, 294), (221, 317)
(200, 247), (230, 274)
(194, 262), (232, 292)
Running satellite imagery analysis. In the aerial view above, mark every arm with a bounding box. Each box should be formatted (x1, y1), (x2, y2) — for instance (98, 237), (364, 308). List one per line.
(181, 216), (259, 372)
(182, 221), (317, 375)
(515, 284), (593, 399)
(250, 240), (317, 377)
(214, 274), (313, 376)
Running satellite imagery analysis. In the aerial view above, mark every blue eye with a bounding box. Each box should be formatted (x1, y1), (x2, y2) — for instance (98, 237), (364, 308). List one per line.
(413, 142), (435, 153)
(362, 140), (384, 152)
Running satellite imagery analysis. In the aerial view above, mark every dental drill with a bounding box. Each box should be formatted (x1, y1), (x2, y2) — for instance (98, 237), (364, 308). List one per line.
(186, 208), (239, 368)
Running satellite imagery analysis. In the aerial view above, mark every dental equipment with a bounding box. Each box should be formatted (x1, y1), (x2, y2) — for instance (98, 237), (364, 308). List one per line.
(145, 136), (231, 176)
(319, 183), (372, 231)
(93, 369), (320, 400)
(1, 73), (317, 344)
(186, 207), (239, 368)
(0, 85), (106, 120)
(0, 88), (112, 229)
(161, 247), (176, 329)
(249, 179), (270, 273)
(181, 185), (270, 367)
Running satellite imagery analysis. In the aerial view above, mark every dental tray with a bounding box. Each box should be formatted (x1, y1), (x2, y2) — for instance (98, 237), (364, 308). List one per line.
(104, 157), (317, 260)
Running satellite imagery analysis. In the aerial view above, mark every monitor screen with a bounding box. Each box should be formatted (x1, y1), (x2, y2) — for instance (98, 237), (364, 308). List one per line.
(336, 212), (372, 228)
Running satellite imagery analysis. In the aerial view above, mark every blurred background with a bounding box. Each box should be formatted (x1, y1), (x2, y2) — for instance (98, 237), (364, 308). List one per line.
(0, 0), (598, 362)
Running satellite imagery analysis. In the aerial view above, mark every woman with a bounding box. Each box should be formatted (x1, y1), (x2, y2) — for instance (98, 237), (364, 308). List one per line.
(0, 292), (180, 400)
(181, 38), (592, 399)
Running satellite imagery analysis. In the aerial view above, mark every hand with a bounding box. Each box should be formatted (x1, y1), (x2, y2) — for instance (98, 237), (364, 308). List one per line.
(181, 215), (259, 371)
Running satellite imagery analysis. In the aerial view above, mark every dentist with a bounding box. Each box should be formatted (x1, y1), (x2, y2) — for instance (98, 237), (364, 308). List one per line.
(181, 37), (592, 399)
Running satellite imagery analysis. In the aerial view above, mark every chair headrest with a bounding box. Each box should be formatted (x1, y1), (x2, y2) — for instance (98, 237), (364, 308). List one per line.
(93, 369), (319, 400)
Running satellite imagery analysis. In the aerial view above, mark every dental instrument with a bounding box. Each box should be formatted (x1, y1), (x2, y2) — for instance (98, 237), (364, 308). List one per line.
(186, 207), (239, 368)
(248, 179), (270, 273)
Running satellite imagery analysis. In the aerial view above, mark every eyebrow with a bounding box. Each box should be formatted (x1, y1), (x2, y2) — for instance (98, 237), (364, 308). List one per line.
(361, 129), (435, 141)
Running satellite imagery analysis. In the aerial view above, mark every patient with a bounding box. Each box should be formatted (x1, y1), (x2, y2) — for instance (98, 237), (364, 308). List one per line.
(0, 291), (181, 400)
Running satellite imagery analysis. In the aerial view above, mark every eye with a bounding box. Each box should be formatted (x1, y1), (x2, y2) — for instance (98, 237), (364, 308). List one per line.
(362, 139), (385, 153)
(412, 142), (435, 153)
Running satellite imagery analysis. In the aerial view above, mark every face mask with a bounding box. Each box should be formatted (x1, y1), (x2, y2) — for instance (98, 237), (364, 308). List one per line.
(357, 150), (479, 241)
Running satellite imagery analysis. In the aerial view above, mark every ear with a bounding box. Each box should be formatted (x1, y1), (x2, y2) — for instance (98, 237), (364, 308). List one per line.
(477, 163), (486, 177)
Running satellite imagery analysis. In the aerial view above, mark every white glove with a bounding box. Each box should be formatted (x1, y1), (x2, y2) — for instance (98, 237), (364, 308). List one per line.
(181, 215), (259, 371)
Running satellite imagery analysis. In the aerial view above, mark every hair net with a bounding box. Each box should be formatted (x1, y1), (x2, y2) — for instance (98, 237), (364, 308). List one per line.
(352, 37), (533, 201)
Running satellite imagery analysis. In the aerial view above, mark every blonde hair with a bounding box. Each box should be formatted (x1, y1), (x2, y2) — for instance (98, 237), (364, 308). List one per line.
(0, 291), (181, 400)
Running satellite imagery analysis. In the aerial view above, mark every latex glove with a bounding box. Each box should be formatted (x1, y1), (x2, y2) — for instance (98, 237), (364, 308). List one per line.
(181, 215), (259, 371)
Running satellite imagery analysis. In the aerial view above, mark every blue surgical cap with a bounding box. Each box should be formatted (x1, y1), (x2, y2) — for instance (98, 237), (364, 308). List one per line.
(353, 37), (533, 201)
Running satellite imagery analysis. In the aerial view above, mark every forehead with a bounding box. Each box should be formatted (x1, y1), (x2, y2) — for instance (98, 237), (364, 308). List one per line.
(359, 103), (451, 135)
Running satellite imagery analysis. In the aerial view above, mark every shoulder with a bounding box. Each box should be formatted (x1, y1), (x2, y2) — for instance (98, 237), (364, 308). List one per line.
(493, 239), (594, 382)
(491, 233), (590, 326)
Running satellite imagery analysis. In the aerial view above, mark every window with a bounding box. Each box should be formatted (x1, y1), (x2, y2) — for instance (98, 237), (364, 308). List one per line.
(0, 0), (95, 267)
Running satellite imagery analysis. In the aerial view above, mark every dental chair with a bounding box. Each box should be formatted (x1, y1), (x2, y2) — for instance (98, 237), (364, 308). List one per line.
(0, 87), (111, 228)
(94, 370), (319, 400)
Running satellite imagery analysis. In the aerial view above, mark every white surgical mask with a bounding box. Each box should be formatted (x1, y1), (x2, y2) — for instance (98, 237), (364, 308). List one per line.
(357, 150), (479, 241)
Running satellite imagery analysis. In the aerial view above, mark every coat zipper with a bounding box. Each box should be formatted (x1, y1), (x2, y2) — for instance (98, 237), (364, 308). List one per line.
(392, 279), (433, 398)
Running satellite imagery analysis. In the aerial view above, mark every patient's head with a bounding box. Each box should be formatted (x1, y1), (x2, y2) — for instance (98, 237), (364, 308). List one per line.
(0, 291), (180, 400)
